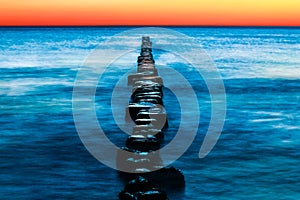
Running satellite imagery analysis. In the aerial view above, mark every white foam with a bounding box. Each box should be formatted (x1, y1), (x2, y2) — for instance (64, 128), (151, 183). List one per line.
(0, 78), (73, 96)
(1, 30), (300, 80)
(156, 53), (184, 66)
(250, 118), (283, 123)
(281, 140), (292, 143)
(272, 124), (300, 130)
(252, 111), (283, 116)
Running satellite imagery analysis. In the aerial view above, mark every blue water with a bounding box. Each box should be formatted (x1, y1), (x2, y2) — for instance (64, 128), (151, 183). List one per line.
(0, 27), (300, 199)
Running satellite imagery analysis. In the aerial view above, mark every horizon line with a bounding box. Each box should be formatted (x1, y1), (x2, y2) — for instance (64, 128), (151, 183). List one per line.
(1, 25), (300, 28)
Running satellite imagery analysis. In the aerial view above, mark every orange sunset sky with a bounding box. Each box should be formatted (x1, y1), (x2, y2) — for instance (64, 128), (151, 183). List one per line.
(0, 0), (299, 26)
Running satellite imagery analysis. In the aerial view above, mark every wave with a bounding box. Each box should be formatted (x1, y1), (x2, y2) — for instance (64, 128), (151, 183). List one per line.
(0, 78), (73, 96)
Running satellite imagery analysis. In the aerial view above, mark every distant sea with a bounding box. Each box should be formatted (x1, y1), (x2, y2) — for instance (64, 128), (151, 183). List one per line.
(0, 27), (299, 199)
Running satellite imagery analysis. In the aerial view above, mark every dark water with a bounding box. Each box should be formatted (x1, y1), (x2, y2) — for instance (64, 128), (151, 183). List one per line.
(0, 27), (299, 199)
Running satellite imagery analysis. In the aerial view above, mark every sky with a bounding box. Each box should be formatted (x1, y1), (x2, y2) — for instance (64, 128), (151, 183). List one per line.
(0, 0), (299, 26)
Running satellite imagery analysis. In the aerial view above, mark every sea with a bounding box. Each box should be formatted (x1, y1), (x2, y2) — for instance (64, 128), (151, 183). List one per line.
(0, 27), (299, 200)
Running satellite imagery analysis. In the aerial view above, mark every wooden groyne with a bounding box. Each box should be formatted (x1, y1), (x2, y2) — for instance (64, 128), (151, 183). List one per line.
(118, 37), (184, 200)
